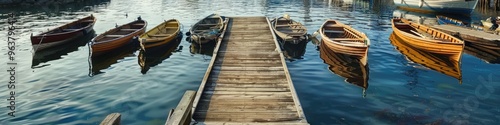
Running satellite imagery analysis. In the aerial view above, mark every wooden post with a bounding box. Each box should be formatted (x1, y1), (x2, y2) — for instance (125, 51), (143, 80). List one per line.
(100, 113), (121, 125)
(165, 90), (196, 125)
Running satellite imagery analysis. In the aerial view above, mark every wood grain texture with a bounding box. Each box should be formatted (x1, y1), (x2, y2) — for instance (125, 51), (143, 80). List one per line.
(192, 17), (308, 124)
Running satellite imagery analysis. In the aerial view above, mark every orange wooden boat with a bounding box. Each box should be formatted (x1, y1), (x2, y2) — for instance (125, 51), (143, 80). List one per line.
(391, 18), (464, 61)
(390, 33), (462, 82)
(319, 19), (370, 65)
(91, 17), (147, 56)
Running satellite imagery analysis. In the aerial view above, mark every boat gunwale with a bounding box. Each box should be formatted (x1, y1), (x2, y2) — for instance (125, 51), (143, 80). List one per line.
(92, 19), (147, 45)
(31, 15), (96, 38)
(319, 19), (370, 48)
(139, 19), (180, 43)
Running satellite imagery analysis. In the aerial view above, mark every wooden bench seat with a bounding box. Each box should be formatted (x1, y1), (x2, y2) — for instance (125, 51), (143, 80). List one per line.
(275, 24), (303, 27)
(331, 38), (364, 41)
(149, 34), (171, 37)
(105, 35), (125, 37)
(325, 24), (343, 28)
(120, 29), (137, 31)
(197, 24), (219, 26)
(324, 30), (344, 34)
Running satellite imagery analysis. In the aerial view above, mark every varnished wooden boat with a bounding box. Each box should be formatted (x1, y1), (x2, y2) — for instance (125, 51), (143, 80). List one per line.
(436, 15), (466, 26)
(272, 14), (307, 44)
(319, 19), (370, 66)
(319, 39), (369, 96)
(138, 36), (182, 74)
(188, 14), (224, 44)
(391, 18), (464, 61)
(31, 15), (96, 51)
(390, 33), (462, 82)
(139, 19), (180, 50)
(481, 17), (500, 32)
(91, 17), (147, 56)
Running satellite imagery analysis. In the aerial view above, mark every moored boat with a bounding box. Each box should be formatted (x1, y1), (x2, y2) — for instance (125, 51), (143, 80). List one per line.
(139, 19), (181, 51)
(393, 0), (478, 14)
(391, 18), (464, 61)
(481, 17), (500, 32)
(31, 15), (96, 51)
(271, 14), (307, 44)
(436, 15), (466, 26)
(319, 19), (370, 66)
(91, 17), (147, 56)
(188, 14), (224, 44)
(390, 33), (462, 82)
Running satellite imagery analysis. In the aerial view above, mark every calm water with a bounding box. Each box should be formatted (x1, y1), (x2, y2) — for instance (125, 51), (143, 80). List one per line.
(1, 0), (500, 124)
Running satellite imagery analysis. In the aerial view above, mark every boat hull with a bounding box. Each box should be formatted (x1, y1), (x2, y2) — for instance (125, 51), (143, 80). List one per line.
(139, 19), (181, 50)
(319, 20), (369, 65)
(272, 17), (307, 44)
(91, 19), (147, 56)
(31, 15), (95, 51)
(189, 14), (224, 44)
(392, 18), (464, 61)
(393, 0), (478, 14)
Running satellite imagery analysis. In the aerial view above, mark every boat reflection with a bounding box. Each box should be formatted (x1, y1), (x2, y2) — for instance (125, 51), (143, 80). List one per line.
(89, 42), (138, 76)
(32, 30), (95, 69)
(465, 43), (500, 64)
(138, 35), (183, 74)
(319, 40), (369, 96)
(389, 33), (462, 82)
(280, 40), (308, 60)
(189, 41), (216, 56)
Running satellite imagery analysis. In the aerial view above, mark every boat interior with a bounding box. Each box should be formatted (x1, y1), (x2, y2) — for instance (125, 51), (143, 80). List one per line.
(394, 18), (459, 43)
(193, 17), (221, 33)
(146, 21), (179, 38)
(96, 20), (145, 42)
(322, 21), (365, 44)
(43, 17), (95, 35)
(275, 18), (306, 35)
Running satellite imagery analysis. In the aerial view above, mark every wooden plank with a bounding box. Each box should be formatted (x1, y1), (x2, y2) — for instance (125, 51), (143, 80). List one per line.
(203, 87), (291, 92)
(100, 113), (121, 125)
(203, 122), (309, 125)
(165, 90), (196, 125)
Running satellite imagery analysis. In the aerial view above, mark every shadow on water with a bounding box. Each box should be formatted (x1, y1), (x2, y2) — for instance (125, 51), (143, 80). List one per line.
(31, 30), (96, 68)
(189, 41), (216, 56)
(465, 42), (500, 64)
(89, 42), (138, 76)
(389, 33), (462, 83)
(318, 39), (369, 97)
(138, 34), (183, 74)
(279, 40), (308, 61)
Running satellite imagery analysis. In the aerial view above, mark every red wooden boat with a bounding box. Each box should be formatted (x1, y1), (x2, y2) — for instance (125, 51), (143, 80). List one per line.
(91, 17), (147, 56)
(31, 15), (96, 51)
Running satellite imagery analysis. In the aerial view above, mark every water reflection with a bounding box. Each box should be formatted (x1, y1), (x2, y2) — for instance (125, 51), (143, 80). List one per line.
(138, 35), (183, 74)
(319, 40), (369, 96)
(392, 9), (438, 25)
(89, 42), (138, 76)
(465, 42), (500, 64)
(389, 33), (462, 82)
(0, 0), (110, 16)
(189, 41), (216, 56)
(32, 30), (95, 68)
(280, 40), (308, 61)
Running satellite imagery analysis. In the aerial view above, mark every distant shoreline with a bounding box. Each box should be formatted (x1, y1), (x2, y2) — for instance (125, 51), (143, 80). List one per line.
(0, 0), (88, 7)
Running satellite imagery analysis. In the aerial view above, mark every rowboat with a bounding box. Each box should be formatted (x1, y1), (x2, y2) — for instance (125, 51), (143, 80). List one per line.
(139, 19), (181, 51)
(318, 19), (370, 66)
(32, 30), (96, 68)
(138, 36), (182, 74)
(390, 33), (462, 82)
(391, 18), (464, 61)
(393, 9), (438, 26)
(31, 15), (96, 51)
(436, 15), (466, 26)
(91, 17), (147, 56)
(188, 14), (224, 44)
(480, 17), (500, 32)
(271, 14), (307, 44)
(393, 0), (478, 14)
(319, 39), (369, 96)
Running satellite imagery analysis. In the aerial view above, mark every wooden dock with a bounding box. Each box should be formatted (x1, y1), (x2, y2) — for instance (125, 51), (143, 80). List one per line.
(101, 16), (308, 125)
(189, 16), (308, 124)
(431, 25), (500, 49)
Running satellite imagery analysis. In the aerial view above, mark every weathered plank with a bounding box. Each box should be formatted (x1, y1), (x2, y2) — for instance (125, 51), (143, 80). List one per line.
(165, 90), (196, 125)
(100, 113), (121, 125)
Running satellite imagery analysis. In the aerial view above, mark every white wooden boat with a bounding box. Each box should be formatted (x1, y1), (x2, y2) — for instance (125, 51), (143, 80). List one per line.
(393, 0), (478, 14)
